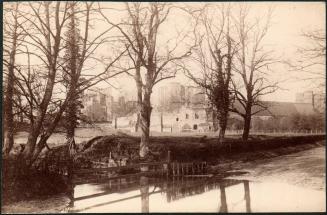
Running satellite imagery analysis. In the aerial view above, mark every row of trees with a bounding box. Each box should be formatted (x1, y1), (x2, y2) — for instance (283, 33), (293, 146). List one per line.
(2, 2), (196, 164)
(181, 4), (325, 142)
(181, 5), (279, 142)
(248, 113), (325, 132)
(3, 2), (325, 165)
(3, 2), (128, 167)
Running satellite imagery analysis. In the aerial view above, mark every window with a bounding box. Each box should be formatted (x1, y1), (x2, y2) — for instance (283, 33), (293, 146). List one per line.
(185, 114), (189, 119)
(193, 124), (198, 130)
(176, 117), (179, 121)
(195, 113), (199, 119)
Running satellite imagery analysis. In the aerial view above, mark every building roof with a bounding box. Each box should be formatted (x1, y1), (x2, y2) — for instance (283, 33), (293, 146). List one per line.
(159, 99), (317, 118)
(233, 100), (316, 117)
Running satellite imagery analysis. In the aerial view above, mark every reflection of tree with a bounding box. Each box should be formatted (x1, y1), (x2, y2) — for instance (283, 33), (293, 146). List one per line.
(244, 181), (251, 213)
(68, 182), (75, 208)
(162, 178), (252, 212)
(219, 184), (228, 212)
(140, 176), (149, 213)
(69, 177), (252, 213)
(164, 177), (220, 202)
(218, 180), (251, 213)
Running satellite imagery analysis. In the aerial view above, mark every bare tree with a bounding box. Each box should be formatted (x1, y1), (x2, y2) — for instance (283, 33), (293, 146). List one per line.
(3, 2), (126, 166)
(288, 29), (325, 90)
(62, 2), (83, 156)
(12, 2), (72, 165)
(99, 2), (193, 159)
(231, 6), (278, 141)
(61, 2), (130, 157)
(181, 4), (236, 143)
(2, 3), (22, 156)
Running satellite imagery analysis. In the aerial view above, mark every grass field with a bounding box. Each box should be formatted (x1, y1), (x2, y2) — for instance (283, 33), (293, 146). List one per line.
(13, 125), (325, 149)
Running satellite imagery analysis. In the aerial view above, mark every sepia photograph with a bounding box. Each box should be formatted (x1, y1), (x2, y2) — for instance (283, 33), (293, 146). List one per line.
(1, 1), (326, 213)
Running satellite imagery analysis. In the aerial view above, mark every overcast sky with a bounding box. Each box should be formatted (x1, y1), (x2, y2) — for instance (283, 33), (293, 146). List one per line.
(95, 2), (325, 103)
(9, 2), (325, 103)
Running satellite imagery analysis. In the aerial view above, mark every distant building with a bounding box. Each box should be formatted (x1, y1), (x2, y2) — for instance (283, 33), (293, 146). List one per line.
(154, 103), (211, 132)
(157, 82), (207, 112)
(81, 88), (112, 122)
(295, 90), (325, 113)
(118, 102), (212, 133)
(295, 91), (313, 104)
(158, 82), (185, 109)
(81, 87), (139, 123)
(313, 93), (325, 113)
(185, 86), (206, 105)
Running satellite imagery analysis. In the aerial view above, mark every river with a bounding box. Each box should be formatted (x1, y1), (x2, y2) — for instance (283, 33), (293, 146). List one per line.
(2, 146), (325, 213)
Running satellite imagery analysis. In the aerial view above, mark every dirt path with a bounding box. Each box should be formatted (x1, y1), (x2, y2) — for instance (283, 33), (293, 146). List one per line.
(229, 146), (326, 190)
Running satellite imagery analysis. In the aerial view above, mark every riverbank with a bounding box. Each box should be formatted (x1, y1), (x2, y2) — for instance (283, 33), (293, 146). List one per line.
(2, 137), (325, 213)
(66, 134), (325, 167)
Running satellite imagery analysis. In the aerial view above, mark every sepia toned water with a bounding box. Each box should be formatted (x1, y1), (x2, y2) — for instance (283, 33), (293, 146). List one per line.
(2, 147), (324, 213)
(66, 175), (325, 213)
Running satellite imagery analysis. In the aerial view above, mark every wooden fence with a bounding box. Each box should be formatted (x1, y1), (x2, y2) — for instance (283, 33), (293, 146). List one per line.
(225, 129), (325, 135)
(37, 149), (208, 188)
(71, 150), (208, 184)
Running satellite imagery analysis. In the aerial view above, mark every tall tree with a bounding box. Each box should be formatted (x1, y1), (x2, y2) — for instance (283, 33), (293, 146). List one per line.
(231, 6), (278, 141)
(288, 29), (326, 90)
(58, 2), (129, 156)
(4, 2), (127, 165)
(18, 2), (71, 164)
(99, 2), (194, 159)
(181, 4), (236, 143)
(62, 2), (83, 155)
(2, 3), (21, 156)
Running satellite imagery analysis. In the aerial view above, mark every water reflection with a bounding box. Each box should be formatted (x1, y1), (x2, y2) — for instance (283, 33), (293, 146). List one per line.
(244, 180), (251, 213)
(67, 176), (325, 213)
(67, 176), (253, 213)
(140, 176), (149, 213)
(219, 184), (228, 213)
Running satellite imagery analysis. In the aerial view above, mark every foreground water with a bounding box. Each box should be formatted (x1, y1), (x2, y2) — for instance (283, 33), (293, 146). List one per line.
(2, 146), (325, 213)
(65, 175), (325, 213)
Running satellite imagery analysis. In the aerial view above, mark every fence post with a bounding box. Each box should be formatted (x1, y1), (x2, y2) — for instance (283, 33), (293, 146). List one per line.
(165, 150), (171, 177)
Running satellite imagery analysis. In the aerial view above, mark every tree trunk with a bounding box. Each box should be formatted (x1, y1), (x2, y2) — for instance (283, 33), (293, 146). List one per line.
(242, 114), (251, 141)
(244, 181), (251, 212)
(114, 116), (117, 129)
(140, 176), (149, 213)
(219, 184), (228, 212)
(212, 109), (219, 132)
(66, 87), (78, 157)
(65, 1), (79, 157)
(18, 95), (24, 123)
(66, 97), (77, 156)
(3, 3), (19, 156)
(160, 113), (163, 132)
(23, 2), (61, 161)
(135, 113), (140, 132)
(3, 75), (15, 156)
(23, 130), (38, 163)
(139, 93), (152, 159)
(218, 113), (227, 143)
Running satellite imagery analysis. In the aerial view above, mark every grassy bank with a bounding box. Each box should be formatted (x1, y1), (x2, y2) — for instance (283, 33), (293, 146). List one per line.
(2, 134), (324, 207)
(164, 134), (326, 162)
(62, 134), (326, 168)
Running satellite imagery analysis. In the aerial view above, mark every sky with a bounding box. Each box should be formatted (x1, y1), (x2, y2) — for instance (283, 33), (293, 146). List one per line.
(7, 2), (326, 103)
(94, 2), (326, 103)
